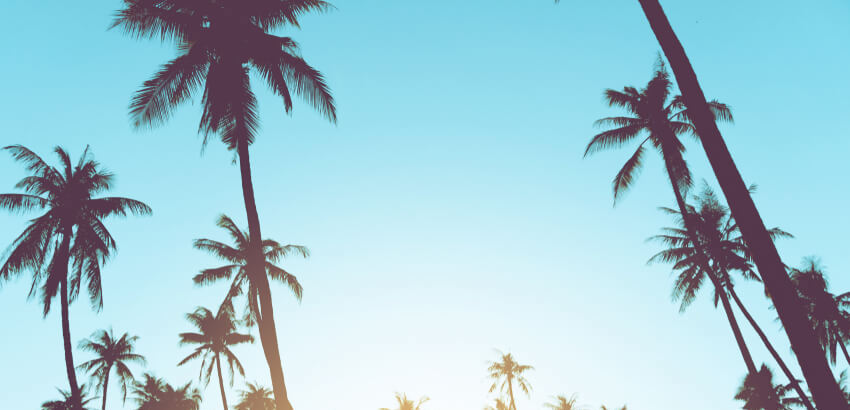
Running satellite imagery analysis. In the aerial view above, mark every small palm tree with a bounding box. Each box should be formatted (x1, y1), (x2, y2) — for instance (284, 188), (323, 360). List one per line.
(734, 365), (801, 410)
(193, 214), (307, 325)
(484, 398), (509, 410)
(178, 306), (253, 410)
(379, 392), (429, 410)
(235, 382), (276, 410)
(544, 395), (582, 410)
(599, 406), (626, 410)
(42, 384), (96, 410)
(132, 373), (202, 410)
(487, 351), (533, 410)
(1, 145), (151, 407)
(78, 328), (147, 410)
(790, 260), (850, 366)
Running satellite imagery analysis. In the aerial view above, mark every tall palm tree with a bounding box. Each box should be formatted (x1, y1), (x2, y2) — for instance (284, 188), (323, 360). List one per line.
(734, 364), (802, 410)
(178, 306), (253, 410)
(132, 373), (202, 410)
(544, 394), (582, 410)
(379, 393), (429, 410)
(790, 260), (850, 366)
(626, 1), (845, 406)
(487, 352), (533, 410)
(112, 2), (336, 408)
(648, 185), (813, 409)
(235, 382), (276, 410)
(78, 329), (147, 410)
(42, 385), (97, 410)
(0, 145), (151, 408)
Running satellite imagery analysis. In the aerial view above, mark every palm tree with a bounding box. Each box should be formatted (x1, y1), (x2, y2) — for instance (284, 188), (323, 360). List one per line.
(734, 364), (803, 410)
(544, 395), (582, 410)
(193, 215), (307, 327)
(487, 351), (533, 410)
(178, 306), (253, 410)
(626, 1), (845, 406)
(598, 406), (626, 410)
(484, 398), (509, 410)
(235, 382), (276, 410)
(42, 385), (97, 410)
(379, 393), (429, 410)
(78, 329), (147, 410)
(790, 260), (850, 366)
(112, 2), (336, 408)
(132, 373), (202, 410)
(0, 145), (151, 408)
(648, 185), (813, 409)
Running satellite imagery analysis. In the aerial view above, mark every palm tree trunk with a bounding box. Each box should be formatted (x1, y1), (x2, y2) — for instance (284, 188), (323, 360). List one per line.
(507, 378), (516, 410)
(101, 370), (110, 410)
(635, 1), (846, 407)
(727, 284), (814, 409)
(57, 229), (82, 410)
(216, 354), (228, 410)
(839, 337), (850, 369)
(236, 137), (293, 410)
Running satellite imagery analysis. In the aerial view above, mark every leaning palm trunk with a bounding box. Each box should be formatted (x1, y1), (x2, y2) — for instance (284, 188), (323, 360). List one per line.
(100, 369), (110, 410)
(635, 1), (846, 407)
(840, 338), (850, 368)
(727, 283), (814, 409)
(236, 137), (293, 410)
(57, 228), (82, 410)
(216, 354), (229, 410)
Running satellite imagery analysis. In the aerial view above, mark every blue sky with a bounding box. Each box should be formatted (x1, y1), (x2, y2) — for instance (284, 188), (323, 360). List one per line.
(1, 1), (849, 409)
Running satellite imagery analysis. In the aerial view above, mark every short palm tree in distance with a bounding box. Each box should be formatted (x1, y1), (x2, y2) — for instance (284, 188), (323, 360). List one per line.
(178, 305), (253, 410)
(790, 259), (850, 366)
(487, 351), (533, 410)
(0, 145), (151, 408)
(379, 392), (429, 410)
(484, 398), (509, 410)
(132, 373), (202, 410)
(734, 365), (803, 410)
(235, 382), (276, 410)
(544, 394), (582, 410)
(112, 2), (336, 408)
(78, 328), (147, 410)
(42, 384), (96, 410)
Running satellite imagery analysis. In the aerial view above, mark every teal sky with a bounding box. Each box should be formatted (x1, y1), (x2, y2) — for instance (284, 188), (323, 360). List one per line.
(1, 1), (849, 409)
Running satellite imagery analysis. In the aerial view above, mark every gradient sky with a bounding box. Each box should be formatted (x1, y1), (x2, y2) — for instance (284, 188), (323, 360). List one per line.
(1, 1), (849, 409)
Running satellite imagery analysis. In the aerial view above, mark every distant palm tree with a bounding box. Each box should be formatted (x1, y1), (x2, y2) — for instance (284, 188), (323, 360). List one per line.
(178, 306), (253, 410)
(235, 382), (276, 410)
(42, 384), (96, 410)
(544, 394), (582, 410)
(599, 406), (626, 410)
(484, 398), (509, 410)
(0, 145), (151, 407)
(487, 351), (533, 410)
(112, 2), (336, 408)
(132, 373), (202, 410)
(790, 260), (850, 366)
(78, 329), (147, 410)
(734, 365), (801, 410)
(379, 392), (429, 410)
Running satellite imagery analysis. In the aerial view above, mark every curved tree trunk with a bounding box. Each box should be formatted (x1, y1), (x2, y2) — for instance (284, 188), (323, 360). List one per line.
(236, 137), (293, 410)
(216, 354), (228, 410)
(57, 230), (82, 410)
(507, 378), (516, 410)
(101, 369), (110, 410)
(727, 284), (814, 409)
(636, 1), (846, 408)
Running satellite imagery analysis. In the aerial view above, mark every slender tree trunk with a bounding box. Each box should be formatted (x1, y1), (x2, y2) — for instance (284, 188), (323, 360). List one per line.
(727, 284), (814, 410)
(507, 378), (516, 410)
(840, 338), (850, 369)
(101, 369), (110, 410)
(236, 137), (293, 410)
(635, 1), (846, 407)
(216, 354), (228, 410)
(716, 284), (758, 373)
(57, 230), (82, 410)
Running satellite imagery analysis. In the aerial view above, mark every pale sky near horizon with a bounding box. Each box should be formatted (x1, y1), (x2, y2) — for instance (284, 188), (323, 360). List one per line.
(1, 1), (849, 409)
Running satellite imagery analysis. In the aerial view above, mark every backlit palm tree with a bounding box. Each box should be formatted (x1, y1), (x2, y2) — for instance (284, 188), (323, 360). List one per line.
(790, 260), (850, 366)
(544, 395), (582, 410)
(0, 145), (151, 407)
(235, 382), (276, 410)
(78, 329), (147, 410)
(178, 306), (253, 410)
(112, 2), (336, 407)
(734, 365), (801, 410)
(379, 393), (429, 410)
(487, 352), (533, 410)
(42, 385), (96, 410)
(132, 373), (202, 410)
(484, 398), (509, 410)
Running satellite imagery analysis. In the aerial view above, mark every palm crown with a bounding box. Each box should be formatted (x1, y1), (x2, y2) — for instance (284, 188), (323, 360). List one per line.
(78, 329), (147, 409)
(790, 260), (850, 366)
(235, 382), (276, 410)
(379, 392), (430, 410)
(487, 352), (533, 410)
(41, 384), (97, 410)
(544, 395), (582, 410)
(178, 306), (254, 386)
(734, 365), (800, 410)
(133, 373), (202, 410)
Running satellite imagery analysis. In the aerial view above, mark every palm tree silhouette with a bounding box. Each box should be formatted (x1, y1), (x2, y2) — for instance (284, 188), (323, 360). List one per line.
(790, 260), (850, 366)
(379, 393), (429, 410)
(598, 406), (626, 410)
(544, 395), (582, 410)
(648, 184), (813, 409)
(178, 306), (254, 410)
(627, 1), (845, 406)
(78, 329), (147, 410)
(193, 214), (307, 325)
(0, 145), (151, 408)
(111, 3), (335, 409)
(132, 373), (202, 410)
(734, 364), (802, 410)
(42, 384), (96, 410)
(235, 382), (276, 410)
(487, 351), (533, 410)
(484, 398), (510, 410)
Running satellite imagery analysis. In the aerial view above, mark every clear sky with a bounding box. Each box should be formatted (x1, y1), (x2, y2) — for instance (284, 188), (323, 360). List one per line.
(1, 1), (849, 409)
